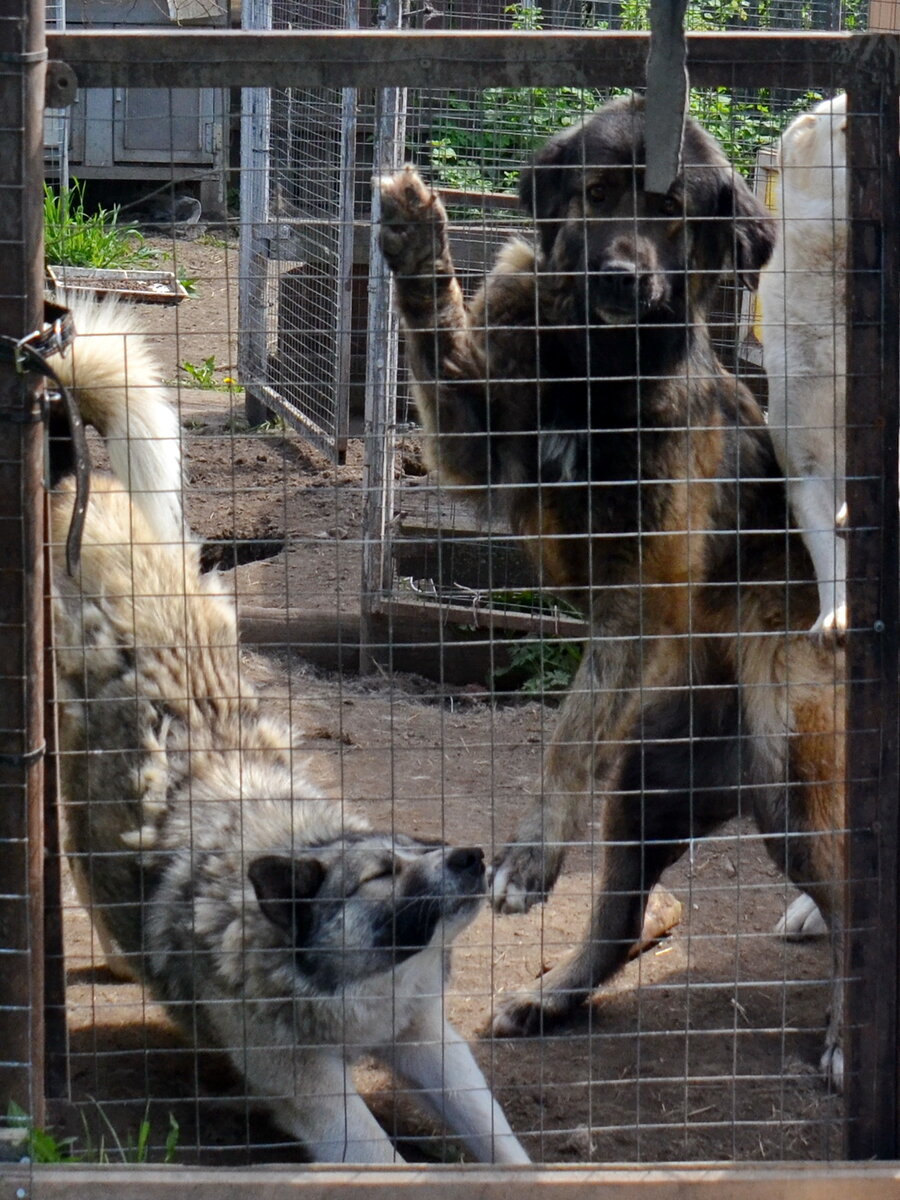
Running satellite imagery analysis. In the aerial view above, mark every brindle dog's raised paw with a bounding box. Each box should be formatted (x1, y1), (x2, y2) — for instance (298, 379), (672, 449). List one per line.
(489, 843), (563, 915)
(377, 166), (449, 278)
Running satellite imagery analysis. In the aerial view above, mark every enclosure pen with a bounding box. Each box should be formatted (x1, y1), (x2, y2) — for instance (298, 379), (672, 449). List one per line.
(0, 9), (898, 1197)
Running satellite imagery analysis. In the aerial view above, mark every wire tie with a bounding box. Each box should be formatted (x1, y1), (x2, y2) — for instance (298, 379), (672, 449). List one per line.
(0, 743), (47, 769)
(0, 48), (48, 64)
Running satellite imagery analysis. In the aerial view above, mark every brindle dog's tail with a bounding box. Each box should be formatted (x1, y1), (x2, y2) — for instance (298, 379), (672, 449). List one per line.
(50, 297), (186, 545)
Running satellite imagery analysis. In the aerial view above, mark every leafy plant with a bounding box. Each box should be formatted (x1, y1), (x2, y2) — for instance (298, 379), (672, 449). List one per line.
(6, 1102), (81, 1164)
(498, 633), (584, 697)
(44, 179), (156, 270)
(426, 2), (854, 189)
(179, 356), (241, 392)
(476, 589), (586, 698)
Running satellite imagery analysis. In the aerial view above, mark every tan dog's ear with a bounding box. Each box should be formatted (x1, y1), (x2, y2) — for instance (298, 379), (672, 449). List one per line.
(249, 855), (326, 941)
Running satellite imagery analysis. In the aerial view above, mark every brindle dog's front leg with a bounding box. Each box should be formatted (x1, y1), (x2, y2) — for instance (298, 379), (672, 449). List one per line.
(491, 616), (660, 916)
(378, 168), (491, 489)
(490, 600), (693, 1037)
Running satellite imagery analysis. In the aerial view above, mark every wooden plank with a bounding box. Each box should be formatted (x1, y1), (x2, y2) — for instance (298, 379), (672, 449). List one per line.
(239, 606), (516, 685)
(44, 29), (892, 91)
(15, 1162), (900, 1199)
(844, 68), (900, 1160)
(0, 0), (50, 1129)
(383, 597), (588, 639)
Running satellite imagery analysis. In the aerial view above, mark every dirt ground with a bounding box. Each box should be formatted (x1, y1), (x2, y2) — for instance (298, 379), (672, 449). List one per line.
(48, 233), (844, 1165)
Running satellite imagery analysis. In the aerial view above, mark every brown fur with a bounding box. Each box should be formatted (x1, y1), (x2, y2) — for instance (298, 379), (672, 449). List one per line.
(378, 95), (846, 1085)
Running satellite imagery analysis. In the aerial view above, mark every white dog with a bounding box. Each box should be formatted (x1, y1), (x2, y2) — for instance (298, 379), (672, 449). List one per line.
(759, 94), (849, 643)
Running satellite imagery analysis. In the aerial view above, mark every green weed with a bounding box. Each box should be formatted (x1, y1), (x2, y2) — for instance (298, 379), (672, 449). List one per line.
(426, 1), (859, 189)
(44, 179), (156, 271)
(179, 356), (241, 392)
(457, 589), (586, 698)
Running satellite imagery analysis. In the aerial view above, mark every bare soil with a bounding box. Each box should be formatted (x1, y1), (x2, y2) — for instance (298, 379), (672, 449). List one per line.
(48, 234), (844, 1166)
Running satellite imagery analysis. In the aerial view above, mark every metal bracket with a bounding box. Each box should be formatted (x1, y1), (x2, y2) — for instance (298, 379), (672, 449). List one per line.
(45, 59), (77, 109)
(0, 302), (89, 576)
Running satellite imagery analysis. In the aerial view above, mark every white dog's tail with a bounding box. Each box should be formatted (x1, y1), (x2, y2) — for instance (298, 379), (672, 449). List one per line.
(49, 297), (186, 544)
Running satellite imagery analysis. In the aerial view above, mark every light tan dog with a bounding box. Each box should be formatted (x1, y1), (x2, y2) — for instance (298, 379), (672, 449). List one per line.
(48, 300), (528, 1165)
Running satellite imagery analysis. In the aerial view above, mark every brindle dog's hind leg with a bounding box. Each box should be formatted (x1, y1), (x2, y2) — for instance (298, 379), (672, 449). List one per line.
(492, 685), (742, 1036)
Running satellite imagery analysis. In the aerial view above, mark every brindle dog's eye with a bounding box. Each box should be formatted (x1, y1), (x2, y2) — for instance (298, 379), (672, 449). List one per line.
(661, 195), (680, 216)
(586, 183), (606, 204)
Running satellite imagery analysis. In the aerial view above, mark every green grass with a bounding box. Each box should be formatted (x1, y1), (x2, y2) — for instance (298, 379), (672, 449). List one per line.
(6, 1101), (180, 1166)
(44, 179), (157, 271)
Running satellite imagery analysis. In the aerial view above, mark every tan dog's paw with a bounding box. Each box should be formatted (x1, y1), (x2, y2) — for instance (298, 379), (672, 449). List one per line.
(627, 885), (683, 959)
(377, 166), (450, 278)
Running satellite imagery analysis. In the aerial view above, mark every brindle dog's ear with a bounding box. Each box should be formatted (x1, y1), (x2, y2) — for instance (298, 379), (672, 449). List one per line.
(718, 169), (777, 291)
(249, 855), (325, 942)
(519, 135), (570, 257)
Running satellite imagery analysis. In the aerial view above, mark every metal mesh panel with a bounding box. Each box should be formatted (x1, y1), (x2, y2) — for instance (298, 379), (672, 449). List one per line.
(11, 16), (900, 1182)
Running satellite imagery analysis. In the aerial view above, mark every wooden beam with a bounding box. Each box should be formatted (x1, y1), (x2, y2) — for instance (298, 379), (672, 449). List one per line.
(10, 1162), (900, 1199)
(44, 29), (895, 92)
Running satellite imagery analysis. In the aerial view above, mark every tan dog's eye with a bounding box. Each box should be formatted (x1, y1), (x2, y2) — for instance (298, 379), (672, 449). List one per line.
(661, 195), (680, 216)
(359, 860), (397, 886)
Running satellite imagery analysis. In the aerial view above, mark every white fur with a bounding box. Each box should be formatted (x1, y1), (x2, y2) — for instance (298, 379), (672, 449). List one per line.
(759, 94), (848, 642)
(52, 297), (187, 545)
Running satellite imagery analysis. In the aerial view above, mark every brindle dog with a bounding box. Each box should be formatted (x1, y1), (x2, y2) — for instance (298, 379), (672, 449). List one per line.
(378, 95), (846, 1087)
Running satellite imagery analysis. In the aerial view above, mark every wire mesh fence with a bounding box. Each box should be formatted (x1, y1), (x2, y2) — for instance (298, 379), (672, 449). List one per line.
(0, 12), (898, 1186)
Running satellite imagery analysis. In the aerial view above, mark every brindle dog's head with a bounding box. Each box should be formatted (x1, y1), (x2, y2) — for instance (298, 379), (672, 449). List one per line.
(249, 833), (485, 992)
(518, 95), (775, 330)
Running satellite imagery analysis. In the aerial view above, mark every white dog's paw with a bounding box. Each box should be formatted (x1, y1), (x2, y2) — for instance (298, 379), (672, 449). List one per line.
(820, 1041), (844, 1092)
(811, 602), (848, 645)
(774, 893), (828, 940)
(775, 893), (828, 939)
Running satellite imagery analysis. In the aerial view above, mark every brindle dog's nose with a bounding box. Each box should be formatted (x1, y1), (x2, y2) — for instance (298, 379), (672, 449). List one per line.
(447, 846), (485, 873)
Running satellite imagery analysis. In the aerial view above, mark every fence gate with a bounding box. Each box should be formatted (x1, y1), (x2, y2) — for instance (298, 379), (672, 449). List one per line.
(1, 14), (899, 1197)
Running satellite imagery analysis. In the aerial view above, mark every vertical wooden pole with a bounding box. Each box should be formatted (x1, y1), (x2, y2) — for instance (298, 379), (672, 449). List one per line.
(0, 0), (47, 1127)
(844, 49), (900, 1158)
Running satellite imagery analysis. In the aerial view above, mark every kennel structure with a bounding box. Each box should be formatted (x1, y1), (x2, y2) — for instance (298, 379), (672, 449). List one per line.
(3, 10), (900, 1194)
(236, 0), (628, 462)
(58, 0), (229, 215)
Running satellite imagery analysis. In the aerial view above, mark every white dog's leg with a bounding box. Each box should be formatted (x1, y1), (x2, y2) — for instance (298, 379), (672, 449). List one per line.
(774, 891), (828, 939)
(238, 1044), (400, 1163)
(786, 472), (847, 641)
(390, 1007), (529, 1164)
